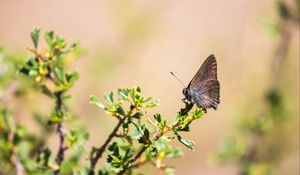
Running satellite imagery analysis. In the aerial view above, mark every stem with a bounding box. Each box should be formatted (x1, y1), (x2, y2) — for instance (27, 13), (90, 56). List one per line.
(15, 157), (24, 175)
(54, 91), (67, 175)
(10, 133), (24, 175)
(88, 117), (127, 175)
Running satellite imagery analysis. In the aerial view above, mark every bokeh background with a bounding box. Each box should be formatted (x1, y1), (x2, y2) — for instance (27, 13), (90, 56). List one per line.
(0, 0), (299, 174)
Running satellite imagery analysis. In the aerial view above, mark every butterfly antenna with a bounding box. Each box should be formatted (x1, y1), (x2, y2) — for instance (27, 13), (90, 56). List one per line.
(170, 71), (186, 88)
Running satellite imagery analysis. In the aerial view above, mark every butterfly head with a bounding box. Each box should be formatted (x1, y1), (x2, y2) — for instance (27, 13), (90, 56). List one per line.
(182, 88), (191, 101)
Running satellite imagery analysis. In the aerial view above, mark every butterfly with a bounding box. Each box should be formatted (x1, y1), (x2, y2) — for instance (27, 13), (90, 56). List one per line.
(182, 54), (220, 112)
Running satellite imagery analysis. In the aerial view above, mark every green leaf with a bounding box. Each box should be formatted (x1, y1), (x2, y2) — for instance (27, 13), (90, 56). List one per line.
(116, 105), (126, 116)
(258, 17), (279, 38)
(192, 108), (205, 119)
(40, 85), (53, 98)
(124, 148), (133, 160)
(66, 71), (79, 85)
(145, 99), (160, 108)
(176, 135), (194, 150)
(66, 129), (88, 149)
(104, 91), (114, 105)
(172, 115), (180, 126)
(70, 42), (78, 50)
(153, 113), (162, 123)
(117, 88), (129, 100)
(166, 149), (183, 158)
(26, 58), (37, 67)
(56, 36), (66, 48)
(29, 70), (38, 76)
(36, 148), (51, 167)
(136, 86), (141, 93)
(98, 170), (109, 175)
(45, 31), (54, 47)
(138, 127), (150, 145)
(48, 112), (62, 124)
(89, 95), (105, 109)
(31, 27), (40, 48)
(54, 67), (65, 83)
(131, 111), (144, 119)
(108, 142), (120, 157)
(164, 166), (175, 175)
(177, 121), (191, 132)
(19, 67), (30, 75)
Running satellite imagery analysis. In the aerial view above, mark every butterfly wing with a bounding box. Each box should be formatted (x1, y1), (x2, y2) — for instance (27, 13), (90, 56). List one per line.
(189, 54), (217, 87)
(189, 79), (220, 110)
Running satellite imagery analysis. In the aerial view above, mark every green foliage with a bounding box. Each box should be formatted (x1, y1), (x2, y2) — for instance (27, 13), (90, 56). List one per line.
(89, 86), (205, 174)
(2, 27), (87, 175)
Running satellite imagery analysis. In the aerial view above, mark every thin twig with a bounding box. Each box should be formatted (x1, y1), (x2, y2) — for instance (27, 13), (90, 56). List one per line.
(88, 116), (127, 175)
(54, 91), (67, 175)
(14, 148), (24, 175)
(10, 134), (24, 175)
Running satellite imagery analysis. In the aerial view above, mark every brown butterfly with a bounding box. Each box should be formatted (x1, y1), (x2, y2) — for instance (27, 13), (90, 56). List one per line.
(182, 54), (220, 112)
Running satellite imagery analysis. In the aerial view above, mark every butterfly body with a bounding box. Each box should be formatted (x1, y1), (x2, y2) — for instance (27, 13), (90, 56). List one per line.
(183, 54), (220, 112)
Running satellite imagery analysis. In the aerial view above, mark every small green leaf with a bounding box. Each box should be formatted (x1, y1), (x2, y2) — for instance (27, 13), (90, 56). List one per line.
(89, 95), (105, 109)
(164, 166), (175, 175)
(67, 129), (79, 148)
(26, 58), (37, 67)
(40, 85), (53, 98)
(136, 86), (141, 93)
(145, 99), (160, 108)
(166, 149), (183, 158)
(138, 127), (150, 145)
(66, 71), (79, 85)
(45, 31), (54, 47)
(48, 112), (62, 124)
(258, 17), (279, 38)
(176, 135), (194, 150)
(54, 67), (65, 83)
(172, 115), (180, 126)
(177, 121), (192, 132)
(98, 170), (109, 175)
(117, 88), (129, 100)
(36, 148), (51, 167)
(108, 142), (120, 157)
(56, 36), (66, 48)
(19, 67), (30, 75)
(192, 108), (205, 119)
(31, 27), (40, 48)
(131, 111), (143, 119)
(116, 105), (125, 116)
(124, 149), (133, 160)
(29, 70), (38, 76)
(153, 113), (162, 123)
(104, 91), (114, 104)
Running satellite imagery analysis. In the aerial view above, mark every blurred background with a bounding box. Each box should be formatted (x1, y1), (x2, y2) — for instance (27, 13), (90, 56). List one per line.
(0, 0), (299, 174)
